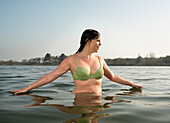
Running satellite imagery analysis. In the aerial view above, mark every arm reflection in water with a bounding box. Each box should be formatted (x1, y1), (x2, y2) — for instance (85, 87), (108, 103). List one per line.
(13, 88), (142, 123)
(24, 93), (111, 123)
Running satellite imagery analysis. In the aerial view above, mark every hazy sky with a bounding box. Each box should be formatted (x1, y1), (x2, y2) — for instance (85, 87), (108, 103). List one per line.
(1, 0), (170, 61)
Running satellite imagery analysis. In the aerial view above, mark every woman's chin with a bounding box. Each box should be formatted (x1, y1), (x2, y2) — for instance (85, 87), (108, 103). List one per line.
(92, 48), (99, 53)
(95, 50), (99, 53)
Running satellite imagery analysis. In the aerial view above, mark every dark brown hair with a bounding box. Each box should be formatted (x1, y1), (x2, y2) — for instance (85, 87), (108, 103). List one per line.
(76, 29), (100, 53)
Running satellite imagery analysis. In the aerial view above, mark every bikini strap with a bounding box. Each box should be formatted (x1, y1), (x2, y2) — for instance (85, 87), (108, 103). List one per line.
(74, 55), (79, 66)
(98, 56), (102, 66)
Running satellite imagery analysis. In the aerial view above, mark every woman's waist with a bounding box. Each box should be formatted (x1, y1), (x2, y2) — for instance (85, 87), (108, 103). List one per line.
(74, 79), (102, 86)
(72, 90), (102, 95)
(73, 85), (102, 94)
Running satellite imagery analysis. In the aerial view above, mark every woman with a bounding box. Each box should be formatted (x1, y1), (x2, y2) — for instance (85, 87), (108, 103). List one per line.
(12, 29), (142, 94)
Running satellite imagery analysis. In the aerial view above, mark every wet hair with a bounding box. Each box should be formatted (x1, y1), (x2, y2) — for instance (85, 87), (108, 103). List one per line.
(76, 29), (100, 53)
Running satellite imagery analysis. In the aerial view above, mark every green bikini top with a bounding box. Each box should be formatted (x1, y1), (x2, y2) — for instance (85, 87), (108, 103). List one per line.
(72, 55), (104, 81)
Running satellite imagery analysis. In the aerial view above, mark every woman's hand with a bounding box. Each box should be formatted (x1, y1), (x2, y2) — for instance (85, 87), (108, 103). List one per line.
(131, 83), (143, 88)
(11, 87), (29, 95)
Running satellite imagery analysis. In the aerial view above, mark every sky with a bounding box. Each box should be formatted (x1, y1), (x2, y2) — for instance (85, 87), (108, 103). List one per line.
(0, 0), (170, 61)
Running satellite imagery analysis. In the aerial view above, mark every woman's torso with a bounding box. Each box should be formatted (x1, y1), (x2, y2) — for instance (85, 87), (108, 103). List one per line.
(69, 54), (104, 94)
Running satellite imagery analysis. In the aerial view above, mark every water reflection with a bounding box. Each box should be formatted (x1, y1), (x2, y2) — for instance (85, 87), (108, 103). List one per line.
(12, 87), (142, 123)
(25, 94), (110, 122)
(117, 87), (142, 95)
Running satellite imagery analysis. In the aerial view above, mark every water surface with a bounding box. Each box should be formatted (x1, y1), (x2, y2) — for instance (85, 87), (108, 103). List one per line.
(0, 65), (170, 123)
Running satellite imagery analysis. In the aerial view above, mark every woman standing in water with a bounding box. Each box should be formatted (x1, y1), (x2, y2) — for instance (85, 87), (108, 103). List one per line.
(12, 29), (142, 94)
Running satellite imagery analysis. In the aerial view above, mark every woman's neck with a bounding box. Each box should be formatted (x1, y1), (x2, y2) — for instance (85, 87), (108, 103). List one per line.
(79, 52), (93, 59)
(79, 47), (93, 59)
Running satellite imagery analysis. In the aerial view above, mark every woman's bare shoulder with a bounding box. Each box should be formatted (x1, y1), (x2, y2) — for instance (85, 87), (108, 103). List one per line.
(94, 55), (105, 65)
(94, 54), (103, 60)
(68, 54), (75, 59)
(63, 55), (75, 63)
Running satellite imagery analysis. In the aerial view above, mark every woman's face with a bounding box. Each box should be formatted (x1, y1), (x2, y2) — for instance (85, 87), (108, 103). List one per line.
(89, 35), (102, 53)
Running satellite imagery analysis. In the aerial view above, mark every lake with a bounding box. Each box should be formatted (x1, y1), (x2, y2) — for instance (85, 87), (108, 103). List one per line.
(0, 65), (170, 123)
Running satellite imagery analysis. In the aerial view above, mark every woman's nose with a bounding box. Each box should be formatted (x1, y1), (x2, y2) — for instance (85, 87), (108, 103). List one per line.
(99, 41), (102, 45)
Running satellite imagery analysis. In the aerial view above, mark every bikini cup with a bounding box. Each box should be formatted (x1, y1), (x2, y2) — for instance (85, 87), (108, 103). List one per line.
(72, 55), (104, 81)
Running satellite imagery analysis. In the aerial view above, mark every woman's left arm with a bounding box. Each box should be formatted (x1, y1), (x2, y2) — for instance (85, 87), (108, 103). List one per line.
(102, 57), (142, 88)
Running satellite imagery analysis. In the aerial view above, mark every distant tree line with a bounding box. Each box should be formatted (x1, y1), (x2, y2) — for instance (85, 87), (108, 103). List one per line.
(105, 55), (170, 66)
(0, 53), (170, 66)
(0, 53), (67, 65)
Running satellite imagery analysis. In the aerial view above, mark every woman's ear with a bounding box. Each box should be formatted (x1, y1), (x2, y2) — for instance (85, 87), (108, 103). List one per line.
(85, 38), (89, 42)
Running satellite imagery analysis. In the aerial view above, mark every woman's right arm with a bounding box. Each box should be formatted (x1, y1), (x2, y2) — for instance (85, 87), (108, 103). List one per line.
(12, 56), (71, 94)
(102, 57), (142, 88)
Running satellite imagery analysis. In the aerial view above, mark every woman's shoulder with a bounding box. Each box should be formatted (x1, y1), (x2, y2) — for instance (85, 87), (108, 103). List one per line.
(58, 55), (73, 63)
(64, 54), (75, 60)
(94, 54), (103, 60)
(59, 54), (75, 64)
(94, 55), (105, 65)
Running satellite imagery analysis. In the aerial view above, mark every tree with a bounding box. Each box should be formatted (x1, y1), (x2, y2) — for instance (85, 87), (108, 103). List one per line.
(164, 56), (170, 63)
(59, 53), (67, 63)
(44, 53), (51, 62)
(136, 54), (143, 64)
(149, 52), (155, 58)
